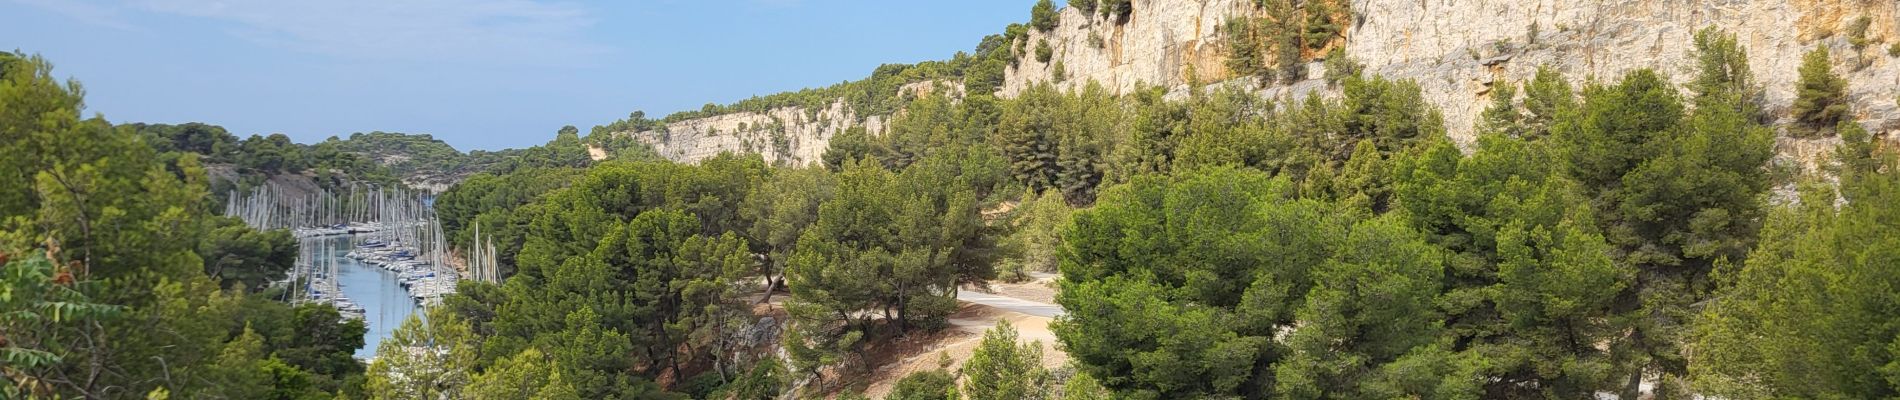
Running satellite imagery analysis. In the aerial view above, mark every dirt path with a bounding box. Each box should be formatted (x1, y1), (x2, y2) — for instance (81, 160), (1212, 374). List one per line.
(819, 271), (1070, 399)
(955, 291), (1064, 317)
(958, 271), (1062, 316)
(857, 303), (1066, 398)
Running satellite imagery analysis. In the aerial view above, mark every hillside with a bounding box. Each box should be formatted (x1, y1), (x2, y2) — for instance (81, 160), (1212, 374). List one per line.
(607, 0), (1899, 170)
(319, 132), (522, 192)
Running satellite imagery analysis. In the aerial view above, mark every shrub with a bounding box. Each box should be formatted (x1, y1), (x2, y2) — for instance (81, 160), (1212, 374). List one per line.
(1036, 39), (1054, 63)
(1322, 47), (1363, 83)
(1069, 0), (1098, 15)
(1792, 46), (1850, 137)
(1031, 0), (1059, 32)
(1847, 15), (1875, 51)
(1100, 0), (1132, 19)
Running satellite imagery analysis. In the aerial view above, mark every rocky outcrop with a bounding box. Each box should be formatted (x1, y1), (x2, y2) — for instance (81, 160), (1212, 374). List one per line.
(1352, 0), (1897, 144)
(625, 0), (1898, 167)
(631, 99), (886, 165)
(1013, 0), (1899, 146)
(617, 81), (969, 165)
(1001, 0), (1249, 97)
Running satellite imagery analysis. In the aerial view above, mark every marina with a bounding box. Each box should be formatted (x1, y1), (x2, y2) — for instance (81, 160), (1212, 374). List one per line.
(227, 183), (463, 357)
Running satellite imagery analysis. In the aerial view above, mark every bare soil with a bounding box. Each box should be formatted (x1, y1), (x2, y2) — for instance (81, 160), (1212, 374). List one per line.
(853, 303), (1068, 399)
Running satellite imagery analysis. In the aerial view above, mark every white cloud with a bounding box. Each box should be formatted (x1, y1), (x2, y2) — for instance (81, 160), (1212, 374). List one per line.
(19, 0), (610, 65)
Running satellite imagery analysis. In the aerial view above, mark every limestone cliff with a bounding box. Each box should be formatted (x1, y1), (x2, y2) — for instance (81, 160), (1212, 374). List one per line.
(618, 81), (971, 165)
(634, 99), (887, 165)
(1016, 0), (1898, 145)
(622, 0), (1898, 166)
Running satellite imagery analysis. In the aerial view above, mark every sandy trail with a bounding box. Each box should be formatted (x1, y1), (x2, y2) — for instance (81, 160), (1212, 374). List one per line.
(857, 303), (1066, 399)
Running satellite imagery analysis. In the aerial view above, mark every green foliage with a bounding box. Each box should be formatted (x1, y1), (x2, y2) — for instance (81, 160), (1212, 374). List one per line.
(1848, 15), (1876, 50)
(1692, 155), (1900, 398)
(785, 156), (996, 336)
(1553, 70), (1684, 188)
(198, 215), (297, 291)
(466, 348), (580, 400)
(1792, 46), (1850, 137)
(1548, 64), (1775, 395)
(1225, 0), (1349, 83)
(129, 122), (241, 161)
(367, 307), (482, 399)
(780, 154), (999, 380)
(456, 156), (767, 398)
(715, 357), (787, 400)
(1068, 177), (1449, 399)
(1835, 118), (1881, 176)
(653, 60), (972, 125)
(1056, 167), (1333, 398)
(1000, 189), (1074, 280)
(964, 58), (1009, 95)
(1520, 66), (1576, 137)
(1031, 0), (1059, 32)
(1060, 371), (1111, 400)
(740, 166), (835, 299)
(962, 320), (1050, 400)
(1036, 39), (1055, 63)
(323, 131), (501, 178)
(877, 92), (993, 170)
(995, 83), (1118, 204)
(1393, 136), (1632, 396)
(491, 125), (595, 173)
(1271, 217), (1445, 399)
(889, 360), (961, 400)
(434, 166), (586, 275)
(590, 110), (665, 139)
(1320, 47), (1362, 84)
(1, 51), (365, 399)
(1478, 80), (1524, 137)
(822, 125), (875, 171)
(1068, 0), (1097, 15)
(0, 251), (122, 397)
(1689, 27), (1761, 119)
(1298, 0), (1346, 47)
(1098, 0), (1132, 19)
(1333, 74), (1446, 155)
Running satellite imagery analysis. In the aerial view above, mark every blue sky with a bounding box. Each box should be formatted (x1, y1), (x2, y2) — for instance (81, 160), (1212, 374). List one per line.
(2, 0), (1036, 150)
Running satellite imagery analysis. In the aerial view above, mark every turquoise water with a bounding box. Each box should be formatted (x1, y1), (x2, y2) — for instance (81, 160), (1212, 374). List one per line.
(322, 236), (420, 359)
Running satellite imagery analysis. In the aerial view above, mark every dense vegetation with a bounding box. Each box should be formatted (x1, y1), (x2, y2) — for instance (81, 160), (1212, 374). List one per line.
(415, 24), (1900, 400)
(8, 0), (1899, 397)
(2, 51), (369, 399)
(1225, 0), (1352, 83)
(127, 122), (403, 193)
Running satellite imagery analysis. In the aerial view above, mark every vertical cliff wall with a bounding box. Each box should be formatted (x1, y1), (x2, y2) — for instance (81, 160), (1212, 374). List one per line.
(620, 0), (1897, 166)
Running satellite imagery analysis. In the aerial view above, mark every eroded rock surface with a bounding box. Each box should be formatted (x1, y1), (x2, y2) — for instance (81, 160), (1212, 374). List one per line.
(621, 0), (1898, 167)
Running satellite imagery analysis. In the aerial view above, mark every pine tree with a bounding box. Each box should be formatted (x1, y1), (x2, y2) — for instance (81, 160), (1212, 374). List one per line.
(1792, 46), (1849, 137)
(1479, 81), (1525, 137)
(890, 355), (961, 400)
(962, 320), (1049, 400)
(1689, 27), (1760, 118)
(1521, 66), (1576, 138)
(1031, 0), (1059, 32)
(1692, 152), (1900, 398)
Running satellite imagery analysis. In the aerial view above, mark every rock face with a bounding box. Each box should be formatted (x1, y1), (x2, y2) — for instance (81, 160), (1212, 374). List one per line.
(1001, 0), (1249, 97)
(624, 0), (1897, 164)
(634, 99), (887, 166)
(1015, 0), (1899, 145)
(1347, 0), (1898, 145)
(617, 81), (969, 165)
